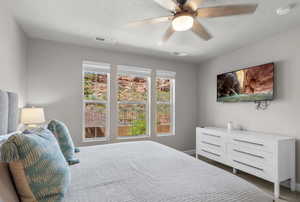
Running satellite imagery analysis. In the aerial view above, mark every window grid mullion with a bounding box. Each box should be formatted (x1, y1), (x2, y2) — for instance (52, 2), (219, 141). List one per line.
(84, 100), (107, 104)
(118, 101), (147, 105)
(156, 101), (171, 105)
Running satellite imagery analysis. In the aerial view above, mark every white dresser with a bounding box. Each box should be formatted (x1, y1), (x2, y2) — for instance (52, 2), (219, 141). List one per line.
(196, 127), (296, 199)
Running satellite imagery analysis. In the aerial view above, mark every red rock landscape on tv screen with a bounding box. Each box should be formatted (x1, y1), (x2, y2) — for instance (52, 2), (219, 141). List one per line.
(217, 63), (274, 102)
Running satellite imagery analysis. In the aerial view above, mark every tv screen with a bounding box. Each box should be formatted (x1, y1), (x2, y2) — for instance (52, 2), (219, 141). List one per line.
(217, 63), (274, 102)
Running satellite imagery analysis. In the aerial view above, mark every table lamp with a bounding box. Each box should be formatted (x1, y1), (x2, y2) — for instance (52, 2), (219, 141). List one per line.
(21, 107), (45, 129)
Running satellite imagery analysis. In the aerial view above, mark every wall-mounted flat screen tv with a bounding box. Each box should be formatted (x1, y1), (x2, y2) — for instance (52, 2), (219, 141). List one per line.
(217, 63), (274, 102)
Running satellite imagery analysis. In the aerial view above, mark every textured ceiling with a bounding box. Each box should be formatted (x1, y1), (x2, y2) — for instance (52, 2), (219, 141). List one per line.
(7, 0), (300, 64)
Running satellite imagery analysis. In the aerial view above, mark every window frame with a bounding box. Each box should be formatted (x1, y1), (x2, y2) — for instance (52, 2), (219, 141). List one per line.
(82, 62), (111, 142)
(155, 74), (176, 137)
(116, 67), (151, 139)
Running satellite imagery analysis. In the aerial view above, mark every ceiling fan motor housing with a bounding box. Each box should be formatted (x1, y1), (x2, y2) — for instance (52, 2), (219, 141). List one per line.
(177, 0), (187, 6)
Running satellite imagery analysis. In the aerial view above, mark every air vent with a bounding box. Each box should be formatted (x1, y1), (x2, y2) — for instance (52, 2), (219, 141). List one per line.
(95, 37), (117, 44)
(96, 37), (105, 41)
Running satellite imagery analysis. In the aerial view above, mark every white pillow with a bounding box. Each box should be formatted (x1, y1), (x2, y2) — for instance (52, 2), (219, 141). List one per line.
(0, 131), (21, 144)
(0, 135), (10, 145)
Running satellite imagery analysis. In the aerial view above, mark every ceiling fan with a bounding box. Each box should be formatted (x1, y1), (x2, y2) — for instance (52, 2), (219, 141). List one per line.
(128, 0), (258, 43)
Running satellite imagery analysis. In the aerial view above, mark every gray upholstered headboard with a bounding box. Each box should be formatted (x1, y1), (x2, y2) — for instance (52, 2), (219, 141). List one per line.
(0, 90), (20, 202)
(0, 90), (19, 136)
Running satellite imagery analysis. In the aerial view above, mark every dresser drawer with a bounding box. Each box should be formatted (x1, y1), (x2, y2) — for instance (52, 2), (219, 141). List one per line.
(198, 141), (223, 154)
(197, 142), (225, 164)
(198, 149), (225, 164)
(197, 132), (223, 145)
(229, 157), (273, 181)
(199, 140), (223, 150)
(228, 144), (273, 167)
(229, 135), (274, 153)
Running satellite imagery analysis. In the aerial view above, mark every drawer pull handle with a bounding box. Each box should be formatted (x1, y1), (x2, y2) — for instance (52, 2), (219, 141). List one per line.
(233, 139), (264, 147)
(202, 133), (221, 138)
(233, 160), (264, 171)
(202, 141), (221, 148)
(233, 149), (264, 159)
(201, 149), (221, 157)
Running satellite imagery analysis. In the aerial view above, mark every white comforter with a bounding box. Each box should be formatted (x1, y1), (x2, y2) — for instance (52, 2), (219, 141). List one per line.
(64, 141), (272, 202)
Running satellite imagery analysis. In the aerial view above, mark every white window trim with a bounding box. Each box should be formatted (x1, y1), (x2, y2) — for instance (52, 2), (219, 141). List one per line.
(82, 63), (111, 142)
(155, 76), (175, 137)
(116, 71), (151, 139)
(118, 65), (152, 77)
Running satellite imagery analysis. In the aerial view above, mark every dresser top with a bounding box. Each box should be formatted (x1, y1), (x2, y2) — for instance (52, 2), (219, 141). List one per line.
(197, 127), (295, 141)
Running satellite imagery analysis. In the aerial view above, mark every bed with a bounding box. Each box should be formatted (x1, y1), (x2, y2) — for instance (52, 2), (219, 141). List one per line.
(0, 90), (273, 202)
(63, 141), (273, 202)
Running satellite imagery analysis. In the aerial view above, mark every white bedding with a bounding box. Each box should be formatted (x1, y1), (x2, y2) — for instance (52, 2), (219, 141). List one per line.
(64, 141), (272, 202)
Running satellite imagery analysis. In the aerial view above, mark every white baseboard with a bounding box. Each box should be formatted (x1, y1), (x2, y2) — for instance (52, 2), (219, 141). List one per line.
(183, 149), (196, 155)
(296, 183), (300, 192)
(281, 181), (300, 192)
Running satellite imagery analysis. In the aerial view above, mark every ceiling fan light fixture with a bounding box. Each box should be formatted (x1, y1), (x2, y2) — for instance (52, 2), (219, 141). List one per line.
(172, 14), (194, 31)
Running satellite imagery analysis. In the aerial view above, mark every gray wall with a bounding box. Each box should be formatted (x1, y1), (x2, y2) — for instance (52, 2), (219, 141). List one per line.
(27, 39), (198, 151)
(0, 1), (27, 106)
(197, 26), (300, 183)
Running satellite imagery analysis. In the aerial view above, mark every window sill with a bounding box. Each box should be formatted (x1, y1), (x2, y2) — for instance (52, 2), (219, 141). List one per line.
(116, 135), (150, 140)
(82, 137), (108, 143)
(157, 133), (175, 137)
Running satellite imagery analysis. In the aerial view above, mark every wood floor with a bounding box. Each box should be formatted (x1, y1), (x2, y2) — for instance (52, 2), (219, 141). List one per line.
(195, 155), (300, 202)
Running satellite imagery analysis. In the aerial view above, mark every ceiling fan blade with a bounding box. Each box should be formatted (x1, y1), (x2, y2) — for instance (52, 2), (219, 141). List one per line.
(162, 25), (175, 43)
(191, 20), (212, 41)
(184, 0), (204, 11)
(154, 0), (180, 12)
(128, 16), (173, 27)
(197, 4), (258, 18)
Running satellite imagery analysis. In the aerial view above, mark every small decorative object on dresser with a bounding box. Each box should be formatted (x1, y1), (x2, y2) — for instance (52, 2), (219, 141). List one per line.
(227, 121), (233, 131)
(196, 127), (296, 199)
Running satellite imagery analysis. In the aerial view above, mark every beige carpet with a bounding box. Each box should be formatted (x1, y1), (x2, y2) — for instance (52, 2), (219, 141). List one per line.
(195, 156), (300, 202)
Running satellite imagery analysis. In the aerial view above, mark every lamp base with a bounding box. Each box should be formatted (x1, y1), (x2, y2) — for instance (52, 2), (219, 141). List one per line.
(22, 124), (40, 134)
(27, 124), (38, 128)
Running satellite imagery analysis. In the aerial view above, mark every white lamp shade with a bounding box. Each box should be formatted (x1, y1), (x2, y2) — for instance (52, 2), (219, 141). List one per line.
(21, 108), (45, 124)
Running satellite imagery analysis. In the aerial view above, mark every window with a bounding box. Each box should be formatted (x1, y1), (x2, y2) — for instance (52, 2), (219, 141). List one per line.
(83, 62), (110, 141)
(82, 62), (176, 141)
(117, 66), (151, 138)
(156, 70), (175, 136)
